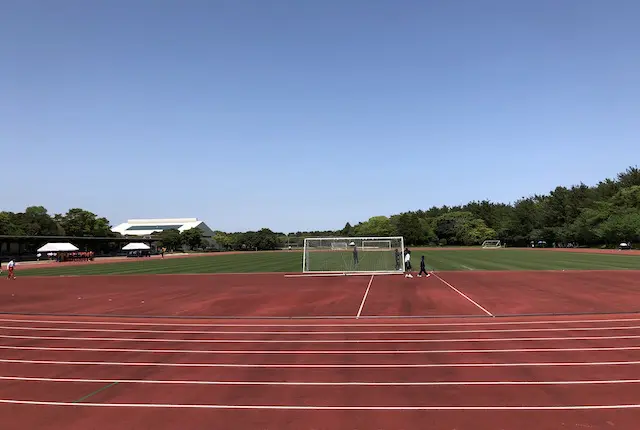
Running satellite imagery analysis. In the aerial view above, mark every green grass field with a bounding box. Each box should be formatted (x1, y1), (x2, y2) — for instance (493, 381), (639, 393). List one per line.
(15, 249), (640, 277)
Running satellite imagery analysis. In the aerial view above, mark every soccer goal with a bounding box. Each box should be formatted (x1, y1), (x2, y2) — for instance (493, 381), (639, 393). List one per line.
(330, 242), (348, 250)
(302, 236), (405, 275)
(481, 240), (502, 249)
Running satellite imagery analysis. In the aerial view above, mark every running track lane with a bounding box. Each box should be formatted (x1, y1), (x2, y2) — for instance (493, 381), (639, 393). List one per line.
(434, 270), (640, 316)
(0, 274), (372, 318)
(3, 316), (640, 428)
(3, 403), (639, 430)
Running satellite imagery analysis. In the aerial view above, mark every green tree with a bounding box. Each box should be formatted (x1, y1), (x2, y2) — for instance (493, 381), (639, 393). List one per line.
(0, 212), (24, 235)
(181, 228), (204, 250)
(353, 216), (395, 237)
(340, 222), (354, 236)
(158, 229), (182, 251)
(597, 211), (640, 244)
(392, 212), (424, 245)
(56, 208), (114, 237)
(212, 231), (232, 250)
(617, 166), (640, 188)
(255, 228), (282, 250)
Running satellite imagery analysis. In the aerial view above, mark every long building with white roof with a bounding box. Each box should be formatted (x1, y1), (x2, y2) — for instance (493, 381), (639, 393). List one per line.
(111, 218), (215, 239)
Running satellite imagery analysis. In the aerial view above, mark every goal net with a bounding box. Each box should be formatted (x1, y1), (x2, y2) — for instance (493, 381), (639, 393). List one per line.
(361, 239), (392, 250)
(303, 236), (405, 274)
(481, 240), (502, 248)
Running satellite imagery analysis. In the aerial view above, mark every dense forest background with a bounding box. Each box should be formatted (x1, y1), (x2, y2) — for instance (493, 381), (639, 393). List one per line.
(2, 167), (639, 251)
(268, 166), (640, 249)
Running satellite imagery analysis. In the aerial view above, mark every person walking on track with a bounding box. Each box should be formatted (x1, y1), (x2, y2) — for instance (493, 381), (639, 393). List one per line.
(418, 255), (431, 277)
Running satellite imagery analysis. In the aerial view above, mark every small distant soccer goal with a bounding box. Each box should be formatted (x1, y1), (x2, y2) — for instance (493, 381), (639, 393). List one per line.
(361, 239), (392, 250)
(330, 242), (348, 250)
(481, 240), (502, 249)
(302, 236), (405, 275)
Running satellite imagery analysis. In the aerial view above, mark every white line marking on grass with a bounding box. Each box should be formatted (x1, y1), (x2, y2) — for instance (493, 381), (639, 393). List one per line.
(5, 324), (640, 335)
(4, 358), (640, 368)
(284, 273), (402, 278)
(356, 275), (374, 319)
(3, 316), (640, 328)
(3, 375), (640, 386)
(4, 344), (640, 355)
(283, 273), (347, 278)
(2, 399), (640, 410)
(5, 333), (640, 343)
(432, 272), (494, 317)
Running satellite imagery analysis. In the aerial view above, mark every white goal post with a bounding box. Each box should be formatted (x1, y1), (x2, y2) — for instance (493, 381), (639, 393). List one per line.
(302, 236), (405, 275)
(361, 239), (392, 250)
(481, 240), (502, 248)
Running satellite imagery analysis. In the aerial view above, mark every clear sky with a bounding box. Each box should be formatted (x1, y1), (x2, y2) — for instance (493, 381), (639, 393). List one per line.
(2, 0), (638, 233)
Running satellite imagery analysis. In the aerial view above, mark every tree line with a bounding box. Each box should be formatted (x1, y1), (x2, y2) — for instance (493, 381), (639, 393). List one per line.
(0, 207), (115, 238)
(277, 166), (640, 248)
(3, 166), (639, 250)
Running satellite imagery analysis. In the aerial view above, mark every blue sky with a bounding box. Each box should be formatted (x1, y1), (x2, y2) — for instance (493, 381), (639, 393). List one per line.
(2, 0), (638, 233)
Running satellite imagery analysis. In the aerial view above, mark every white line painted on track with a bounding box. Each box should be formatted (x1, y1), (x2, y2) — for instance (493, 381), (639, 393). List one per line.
(432, 273), (494, 317)
(4, 324), (640, 335)
(3, 358), (640, 368)
(4, 344), (640, 355)
(4, 333), (640, 343)
(356, 275), (374, 319)
(2, 316), (640, 328)
(1, 399), (640, 410)
(2, 375), (640, 386)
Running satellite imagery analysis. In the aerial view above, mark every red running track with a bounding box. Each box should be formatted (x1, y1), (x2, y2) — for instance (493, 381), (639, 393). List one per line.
(3, 271), (640, 318)
(3, 314), (640, 429)
(2, 271), (640, 428)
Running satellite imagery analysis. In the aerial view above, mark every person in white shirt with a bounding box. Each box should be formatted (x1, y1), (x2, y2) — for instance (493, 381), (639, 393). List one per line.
(404, 248), (413, 278)
(7, 259), (16, 280)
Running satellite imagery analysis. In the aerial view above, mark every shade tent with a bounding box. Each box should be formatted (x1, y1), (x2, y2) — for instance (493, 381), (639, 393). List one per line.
(37, 243), (79, 253)
(122, 243), (151, 251)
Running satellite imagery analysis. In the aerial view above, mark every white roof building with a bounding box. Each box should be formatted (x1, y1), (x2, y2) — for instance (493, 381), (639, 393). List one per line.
(111, 218), (215, 238)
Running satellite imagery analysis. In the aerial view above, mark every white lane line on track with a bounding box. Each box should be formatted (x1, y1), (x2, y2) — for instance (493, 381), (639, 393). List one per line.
(2, 375), (640, 386)
(3, 358), (640, 368)
(4, 344), (640, 355)
(356, 275), (374, 319)
(432, 273), (494, 317)
(4, 324), (640, 335)
(3, 316), (640, 328)
(1, 399), (640, 410)
(4, 333), (640, 343)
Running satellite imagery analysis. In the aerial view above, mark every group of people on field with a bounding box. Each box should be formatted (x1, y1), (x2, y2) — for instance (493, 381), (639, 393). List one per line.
(351, 244), (432, 278)
(395, 248), (431, 279)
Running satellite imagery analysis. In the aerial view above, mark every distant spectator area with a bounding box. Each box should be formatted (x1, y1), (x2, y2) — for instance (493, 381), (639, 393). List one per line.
(111, 218), (215, 238)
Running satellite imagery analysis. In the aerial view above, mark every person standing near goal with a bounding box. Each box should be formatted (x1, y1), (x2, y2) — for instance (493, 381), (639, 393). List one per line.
(404, 248), (413, 278)
(353, 244), (359, 267)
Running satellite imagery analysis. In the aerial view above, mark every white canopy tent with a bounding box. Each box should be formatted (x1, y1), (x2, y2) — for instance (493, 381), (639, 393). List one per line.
(122, 242), (151, 251)
(37, 242), (79, 253)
